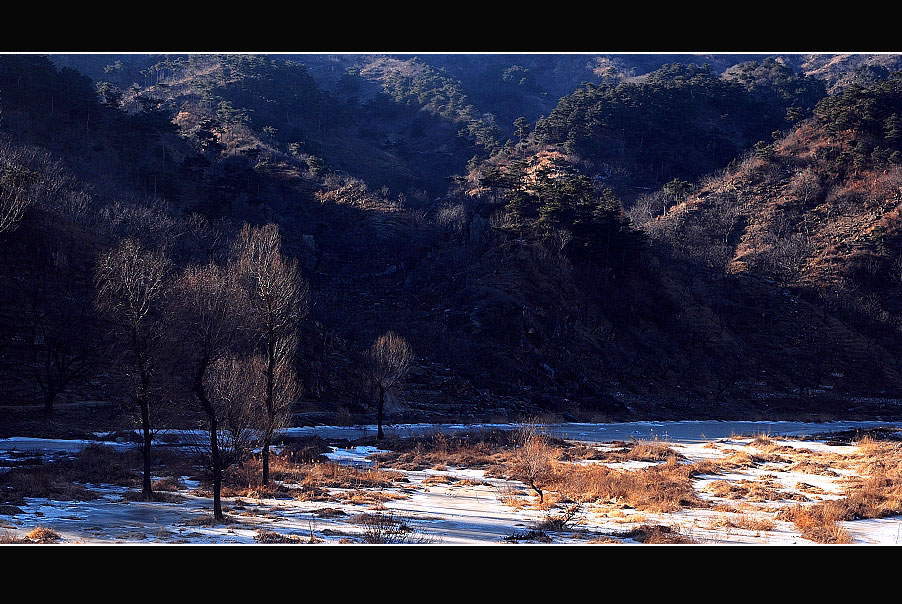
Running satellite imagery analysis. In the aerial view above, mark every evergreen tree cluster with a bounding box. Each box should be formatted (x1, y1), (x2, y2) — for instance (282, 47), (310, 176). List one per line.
(481, 155), (645, 280)
(815, 70), (902, 172)
(533, 62), (826, 187)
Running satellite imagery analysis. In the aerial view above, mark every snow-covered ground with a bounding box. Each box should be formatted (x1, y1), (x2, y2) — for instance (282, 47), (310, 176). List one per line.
(1, 422), (901, 545)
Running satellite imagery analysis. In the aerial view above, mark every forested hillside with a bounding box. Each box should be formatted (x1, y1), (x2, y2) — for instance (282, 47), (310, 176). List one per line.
(4, 52), (902, 432)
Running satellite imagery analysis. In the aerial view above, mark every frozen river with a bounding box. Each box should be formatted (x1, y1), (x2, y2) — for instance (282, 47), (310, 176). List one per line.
(2, 420), (900, 457)
(279, 419), (902, 444)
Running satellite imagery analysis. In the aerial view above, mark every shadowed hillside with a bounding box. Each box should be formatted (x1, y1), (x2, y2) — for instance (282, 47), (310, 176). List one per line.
(3, 52), (902, 433)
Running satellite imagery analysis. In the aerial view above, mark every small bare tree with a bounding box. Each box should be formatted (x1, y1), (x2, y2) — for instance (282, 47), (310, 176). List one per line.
(231, 223), (308, 485)
(94, 238), (171, 501)
(365, 331), (413, 440)
(509, 423), (557, 504)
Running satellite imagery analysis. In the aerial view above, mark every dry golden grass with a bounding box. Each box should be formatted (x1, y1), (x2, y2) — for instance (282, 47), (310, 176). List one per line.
(777, 504), (852, 544)
(422, 474), (456, 486)
(545, 456), (707, 513)
(151, 477), (182, 491)
(703, 511), (776, 532)
(223, 452), (407, 502)
(25, 526), (61, 543)
(731, 513), (777, 532)
(705, 477), (807, 503)
(788, 459), (842, 476)
(342, 489), (408, 505)
(794, 482), (829, 496)
(0, 529), (27, 544)
(297, 463), (404, 490)
(371, 431), (514, 471)
(453, 478), (489, 487)
(581, 440), (684, 463)
(0, 527), (62, 544)
(495, 482), (529, 509)
(771, 440), (902, 544)
(597, 508), (649, 524)
(0, 462), (101, 503)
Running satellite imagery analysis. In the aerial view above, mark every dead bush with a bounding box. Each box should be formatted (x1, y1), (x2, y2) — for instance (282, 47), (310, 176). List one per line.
(503, 530), (553, 543)
(26, 526), (61, 543)
(353, 512), (433, 544)
(622, 524), (696, 544)
(254, 529), (306, 544)
(534, 504), (582, 532)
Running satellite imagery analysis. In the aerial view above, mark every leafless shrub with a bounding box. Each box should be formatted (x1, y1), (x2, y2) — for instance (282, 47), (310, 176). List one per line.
(508, 423), (558, 504)
(353, 512), (435, 544)
(788, 167), (823, 206)
(489, 209), (517, 231)
(435, 201), (469, 243)
(534, 503), (582, 531)
(627, 190), (668, 226)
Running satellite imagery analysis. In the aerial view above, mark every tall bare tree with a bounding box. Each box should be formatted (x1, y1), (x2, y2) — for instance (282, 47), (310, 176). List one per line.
(231, 223), (308, 485)
(365, 331), (413, 440)
(171, 261), (249, 522)
(94, 238), (171, 501)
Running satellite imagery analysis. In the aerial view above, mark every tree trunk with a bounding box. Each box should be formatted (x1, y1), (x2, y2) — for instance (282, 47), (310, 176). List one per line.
(262, 439), (270, 486)
(530, 479), (544, 503)
(377, 385), (385, 440)
(195, 360), (223, 523)
(43, 389), (57, 417)
(139, 398), (154, 501)
(263, 332), (276, 485)
(210, 419), (223, 522)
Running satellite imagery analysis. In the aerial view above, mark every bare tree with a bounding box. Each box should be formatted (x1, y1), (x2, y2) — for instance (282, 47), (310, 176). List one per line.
(94, 238), (171, 501)
(171, 261), (249, 522)
(19, 269), (91, 416)
(365, 331), (413, 440)
(231, 223), (308, 485)
(435, 202), (469, 244)
(192, 354), (263, 489)
(0, 162), (36, 235)
(509, 422), (557, 504)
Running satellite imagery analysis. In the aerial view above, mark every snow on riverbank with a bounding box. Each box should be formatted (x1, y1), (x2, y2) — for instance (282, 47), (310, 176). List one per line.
(2, 422), (901, 545)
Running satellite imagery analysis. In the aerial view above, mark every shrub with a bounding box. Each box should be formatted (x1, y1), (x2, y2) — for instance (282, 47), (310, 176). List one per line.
(353, 512), (433, 544)
(26, 526), (61, 543)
